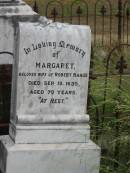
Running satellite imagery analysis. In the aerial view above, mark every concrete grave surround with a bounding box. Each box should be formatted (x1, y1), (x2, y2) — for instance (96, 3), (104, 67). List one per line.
(0, 1), (100, 173)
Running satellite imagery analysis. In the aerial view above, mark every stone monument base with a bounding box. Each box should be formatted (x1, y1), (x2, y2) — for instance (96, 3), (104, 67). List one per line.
(9, 123), (90, 144)
(0, 136), (100, 173)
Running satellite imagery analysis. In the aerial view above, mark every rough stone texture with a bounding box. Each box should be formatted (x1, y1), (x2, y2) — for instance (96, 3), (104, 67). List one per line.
(0, 136), (100, 173)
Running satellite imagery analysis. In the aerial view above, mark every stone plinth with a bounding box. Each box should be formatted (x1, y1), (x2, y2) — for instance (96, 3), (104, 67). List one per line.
(0, 136), (100, 173)
(9, 123), (90, 144)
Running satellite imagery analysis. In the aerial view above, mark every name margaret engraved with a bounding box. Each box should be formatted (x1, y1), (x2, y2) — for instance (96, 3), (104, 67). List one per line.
(35, 62), (75, 70)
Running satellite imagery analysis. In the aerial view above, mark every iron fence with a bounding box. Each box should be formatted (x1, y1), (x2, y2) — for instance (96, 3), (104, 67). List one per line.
(33, 0), (130, 46)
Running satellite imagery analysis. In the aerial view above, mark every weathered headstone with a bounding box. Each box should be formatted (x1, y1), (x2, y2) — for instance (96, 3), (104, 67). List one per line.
(9, 17), (91, 144)
(0, 1), (100, 173)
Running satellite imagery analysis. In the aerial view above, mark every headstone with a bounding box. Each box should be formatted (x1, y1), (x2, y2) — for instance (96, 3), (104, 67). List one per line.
(16, 20), (90, 115)
(0, 2), (100, 173)
(9, 17), (91, 144)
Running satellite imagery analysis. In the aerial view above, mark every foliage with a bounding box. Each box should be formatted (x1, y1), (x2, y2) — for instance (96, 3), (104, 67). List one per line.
(89, 47), (130, 173)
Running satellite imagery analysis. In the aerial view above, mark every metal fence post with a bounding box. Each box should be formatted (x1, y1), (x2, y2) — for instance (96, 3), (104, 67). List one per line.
(33, 1), (39, 14)
(118, 0), (123, 44)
